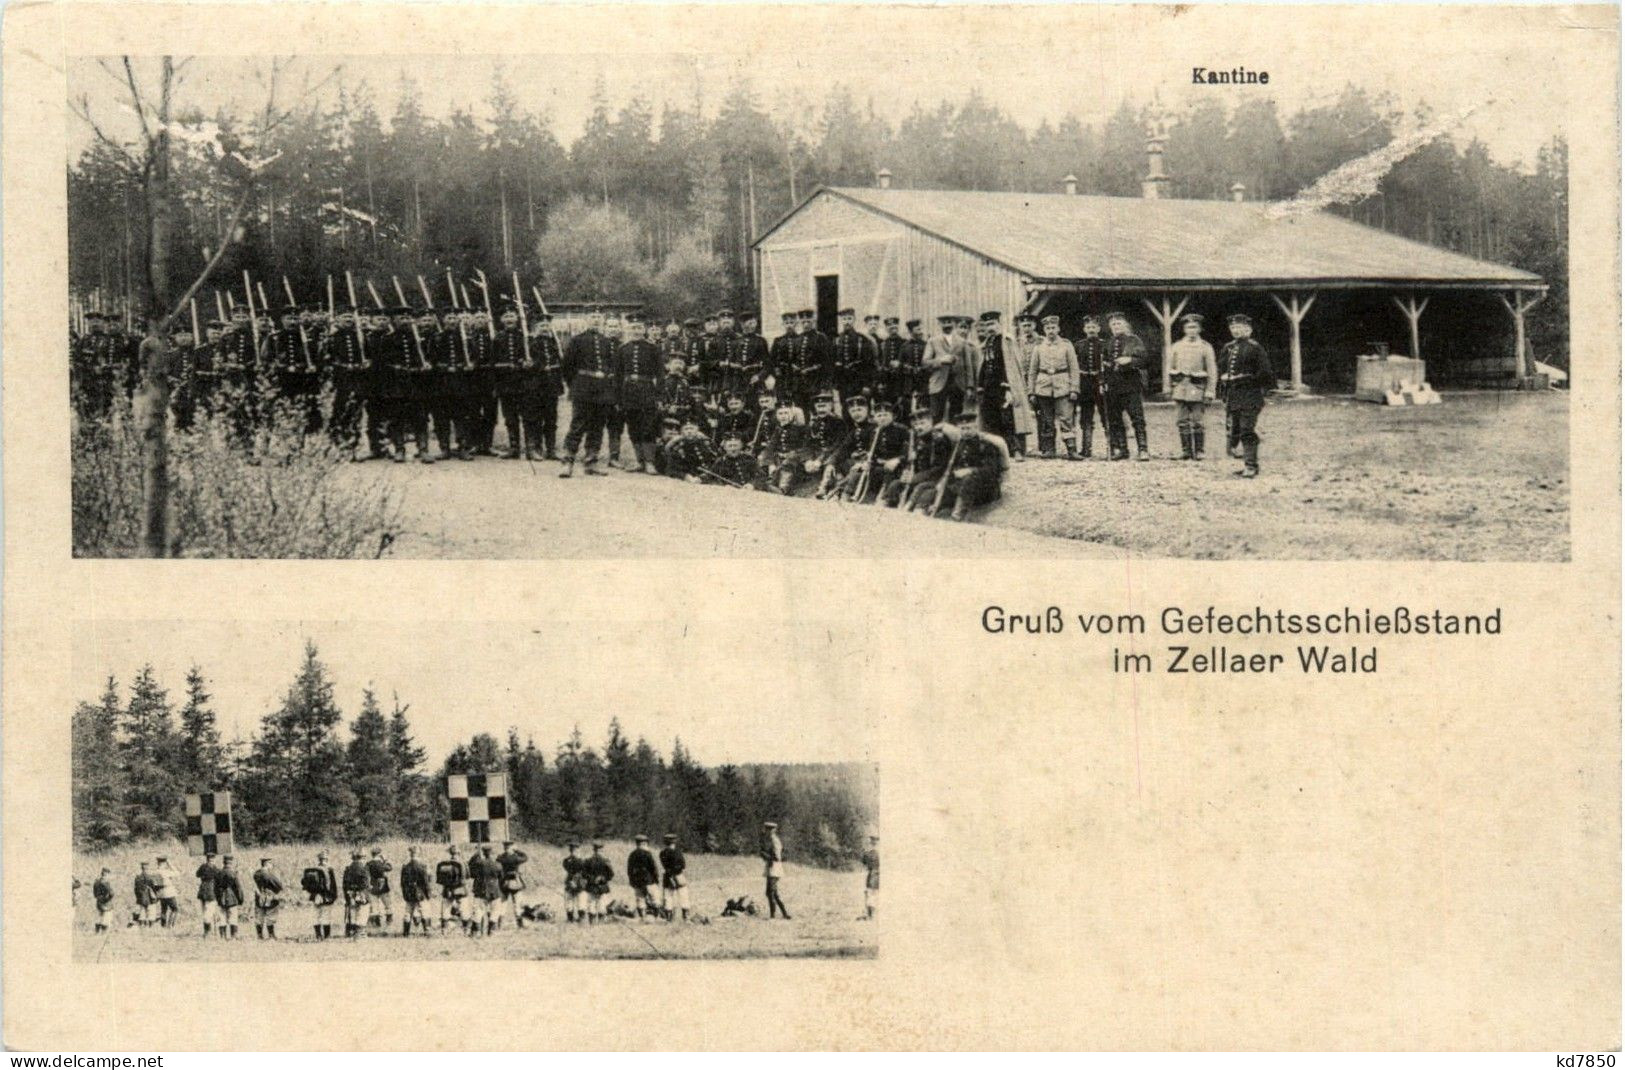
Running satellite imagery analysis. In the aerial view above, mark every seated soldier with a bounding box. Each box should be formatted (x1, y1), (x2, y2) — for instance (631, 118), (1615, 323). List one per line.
(932, 403), (1012, 521)
(837, 399), (909, 503)
(880, 406), (951, 511)
(652, 417), (684, 477)
(712, 392), (753, 447)
(760, 399), (809, 495)
(714, 431), (764, 489)
(815, 393), (868, 499)
(666, 416), (722, 483)
(798, 391), (847, 498)
(747, 390), (780, 454)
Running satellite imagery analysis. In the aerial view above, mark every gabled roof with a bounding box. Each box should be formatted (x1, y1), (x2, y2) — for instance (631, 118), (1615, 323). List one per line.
(756, 187), (1540, 288)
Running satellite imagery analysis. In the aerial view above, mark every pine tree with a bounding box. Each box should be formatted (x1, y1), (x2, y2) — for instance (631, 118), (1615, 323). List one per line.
(237, 641), (355, 843)
(72, 678), (130, 848)
(347, 689), (396, 841)
(387, 696), (430, 837)
(121, 665), (180, 839)
(174, 664), (227, 792)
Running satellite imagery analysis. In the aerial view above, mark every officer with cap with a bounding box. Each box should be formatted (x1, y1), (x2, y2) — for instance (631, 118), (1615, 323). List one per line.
(1072, 315), (1110, 458)
(627, 835), (661, 919)
(302, 850), (338, 939)
(214, 855), (245, 939)
(341, 849), (371, 938)
(366, 846), (394, 930)
(659, 833), (690, 921)
(933, 400), (1010, 521)
(399, 846), (433, 936)
(616, 312), (666, 473)
(252, 855), (283, 940)
(1102, 311), (1151, 461)
(1219, 312), (1273, 477)
(582, 841), (614, 923)
(559, 306), (619, 478)
(832, 307), (878, 404)
(736, 310), (770, 400)
(496, 839), (530, 929)
(760, 821), (791, 920)
(1167, 312), (1218, 460)
(768, 311), (798, 398)
(977, 310), (1034, 459)
(1025, 313), (1081, 459)
(562, 840), (586, 923)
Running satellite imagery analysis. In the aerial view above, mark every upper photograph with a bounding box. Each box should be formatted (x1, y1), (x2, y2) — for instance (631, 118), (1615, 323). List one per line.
(67, 48), (1569, 560)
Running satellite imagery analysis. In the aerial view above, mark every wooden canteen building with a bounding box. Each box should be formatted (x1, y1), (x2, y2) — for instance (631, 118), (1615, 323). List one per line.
(752, 171), (1546, 395)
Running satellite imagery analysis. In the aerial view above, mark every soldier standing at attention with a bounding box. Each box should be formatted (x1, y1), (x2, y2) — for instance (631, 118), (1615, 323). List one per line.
(696, 312), (725, 403)
(252, 856), (283, 940)
(737, 310), (770, 401)
(489, 302), (531, 460)
(214, 855), (245, 940)
(302, 851), (338, 940)
(899, 318), (928, 411)
(863, 313), (884, 356)
(832, 307), (878, 406)
(767, 311), (797, 400)
(341, 850), (371, 939)
(627, 835), (661, 920)
(761, 822), (791, 920)
(582, 841), (615, 924)
(1219, 312), (1273, 478)
(861, 835), (880, 920)
(1026, 313), (1081, 460)
(528, 311), (565, 460)
(367, 846), (394, 930)
(1167, 313), (1218, 460)
(659, 834), (690, 922)
(92, 868), (115, 933)
(1102, 311), (1151, 461)
(468, 845), (503, 936)
(616, 312), (666, 474)
(153, 856), (180, 928)
(559, 307), (619, 478)
(194, 850), (221, 938)
(398, 847), (432, 936)
(496, 840), (529, 929)
(132, 861), (157, 929)
(435, 845), (468, 933)
(562, 840), (585, 924)
(1072, 316), (1109, 459)
(874, 317), (907, 410)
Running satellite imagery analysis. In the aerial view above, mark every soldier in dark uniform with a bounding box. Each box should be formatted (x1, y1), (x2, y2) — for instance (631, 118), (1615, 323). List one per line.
(1072, 315), (1109, 459)
(166, 324), (201, 431)
(695, 312), (725, 402)
(882, 406), (952, 511)
(659, 833), (690, 922)
(766, 311), (796, 398)
(301, 851), (338, 939)
(759, 398), (806, 491)
(737, 311), (771, 401)
(92, 867), (115, 933)
(711, 392), (753, 447)
(468, 844), (503, 936)
(581, 841), (614, 924)
(252, 856), (283, 940)
(1218, 312), (1273, 478)
(194, 850), (221, 937)
(527, 312), (566, 460)
(774, 391), (837, 496)
(463, 309), (496, 455)
(1102, 311), (1151, 461)
(216, 308), (259, 449)
(665, 415), (722, 482)
(71, 312), (111, 418)
(214, 856), (245, 940)
(899, 318), (928, 412)
(714, 431), (764, 490)
(874, 317), (907, 410)
(931, 403), (1010, 522)
(559, 308), (619, 478)
(658, 354), (703, 430)
(366, 846), (394, 930)
(268, 304), (319, 433)
(400, 846), (433, 936)
(496, 840), (529, 929)
(863, 313), (884, 355)
(615, 312), (665, 474)
(836, 398), (910, 503)
(341, 849), (371, 938)
(489, 301), (533, 459)
(658, 319), (686, 362)
(627, 835), (661, 919)
(815, 392), (868, 499)
(421, 310), (465, 461)
(435, 844), (469, 932)
(133, 861), (158, 928)
(562, 840), (585, 923)
(831, 307), (878, 406)
(797, 308), (834, 410)
(747, 391), (779, 456)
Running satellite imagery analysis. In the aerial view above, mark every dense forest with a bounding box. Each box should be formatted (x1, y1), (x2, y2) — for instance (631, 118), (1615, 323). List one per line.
(68, 69), (1568, 357)
(72, 643), (877, 867)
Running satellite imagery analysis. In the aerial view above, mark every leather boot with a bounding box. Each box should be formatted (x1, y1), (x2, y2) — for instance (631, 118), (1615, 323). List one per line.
(558, 457), (574, 479)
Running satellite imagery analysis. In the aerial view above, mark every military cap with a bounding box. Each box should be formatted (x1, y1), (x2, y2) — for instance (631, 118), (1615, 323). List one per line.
(883, 316), (900, 326)
(634, 834), (649, 843)
(624, 311), (646, 324)
(1227, 312), (1253, 326)
(1015, 313), (1038, 325)
(1105, 310), (1130, 323)
(775, 398), (796, 410)
(905, 318), (922, 330)
(222, 854), (234, 863)
(261, 857), (273, 864)
(797, 308), (816, 318)
(872, 399), (897, 414)
(724, 390), (745, 402)
(721, 431), (744, 443)
(502, 840), (515, 847)
(953, 404), (980, 424)
(663, 833), (678, 842)
(204, 850), (218, 859)
(762, 821), (778, 829)
(716, 308), (734, 319)
(83, 311), (104, 320)
(780, 311), (796, 323)
(703, 312), (719, 323)
(863, 313), (881, 322)
(661, 416), (683, 431)
(814, 390), (837, 403)
(740, 310), (760, 322)
(936, 314), (957, 325)
(566, 839), (580, 848)
(846, 393), (870, 406)
(371, 846), (382, 856)
(591, 840), (605, 849)
(838, 307), (856, 317)
(683, 317), (701, 329)
(979, 310), (1003, 322)
(1179, 313), (1205, 327)
(1041, 314), (1061, 326)
(1080, 314), (1100, 327)
(680, 414), (702, 427)
(910, 404), (934, 420)
(155, 855), (167, 862)
(351, 850), (363, 859)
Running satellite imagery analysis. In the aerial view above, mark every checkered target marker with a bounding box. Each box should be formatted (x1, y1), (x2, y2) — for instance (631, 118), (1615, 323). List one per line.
(184, 791), (234, 857)
(446, 773), (510, 844)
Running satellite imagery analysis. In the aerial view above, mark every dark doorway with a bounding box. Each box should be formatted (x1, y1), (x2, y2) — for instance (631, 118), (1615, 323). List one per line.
(815, 275), (839, 336)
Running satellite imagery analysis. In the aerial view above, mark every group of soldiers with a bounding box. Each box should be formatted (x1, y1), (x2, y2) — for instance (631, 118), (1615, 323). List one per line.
(69, 293), (1274, 491)
(80, 825), (882, 941)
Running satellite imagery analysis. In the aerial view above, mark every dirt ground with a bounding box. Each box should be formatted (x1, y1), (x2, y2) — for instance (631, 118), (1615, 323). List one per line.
(357, 390), (1567, 561)
(74, 839), (875, 961)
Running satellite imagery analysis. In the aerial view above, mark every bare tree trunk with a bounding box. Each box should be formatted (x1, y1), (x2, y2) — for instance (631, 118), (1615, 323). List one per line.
(139, 57), (177, 558)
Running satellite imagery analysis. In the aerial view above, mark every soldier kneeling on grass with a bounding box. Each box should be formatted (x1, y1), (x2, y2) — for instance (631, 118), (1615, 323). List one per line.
(342, 850), (371, 939)
(399, 846), (433, 936)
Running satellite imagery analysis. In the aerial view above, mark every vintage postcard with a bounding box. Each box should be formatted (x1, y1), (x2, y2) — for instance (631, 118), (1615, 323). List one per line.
(4, 0), (1619, 1052)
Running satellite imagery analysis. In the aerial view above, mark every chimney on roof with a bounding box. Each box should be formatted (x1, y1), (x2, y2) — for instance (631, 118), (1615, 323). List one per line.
(1230, 182), (1246, 203)
(1142, 100), (1172, 200)
(1063, 174), (1078, 196)
(877, 168), (893, 190)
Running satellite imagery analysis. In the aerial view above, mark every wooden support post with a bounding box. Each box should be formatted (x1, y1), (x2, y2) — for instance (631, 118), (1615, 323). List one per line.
(1498, 290), (1545, 380)
(1141, 293), (1189, 394)
(1391, 294), (1429, 362)
(1269, 291), (1317, 393)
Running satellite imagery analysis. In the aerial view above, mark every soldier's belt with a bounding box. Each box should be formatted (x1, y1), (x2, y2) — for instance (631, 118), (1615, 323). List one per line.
(624, 374), (658, 384)
(577, 370), (609, 378)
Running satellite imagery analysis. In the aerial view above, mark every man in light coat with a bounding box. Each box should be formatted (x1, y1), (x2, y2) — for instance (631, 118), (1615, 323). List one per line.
(1167, 313), (1218, 460)
(1025, 314), (1082, 459)
(923, 315), (976, 423)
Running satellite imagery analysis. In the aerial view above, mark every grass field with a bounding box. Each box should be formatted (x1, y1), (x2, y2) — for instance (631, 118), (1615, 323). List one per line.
(73, 839), (877, 961)
(360, 390), (1566, 561)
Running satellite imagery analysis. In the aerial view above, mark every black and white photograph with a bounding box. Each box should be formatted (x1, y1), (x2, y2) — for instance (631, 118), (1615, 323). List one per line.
(71, 620), (880, 961)
(67, 43), (1569, 561)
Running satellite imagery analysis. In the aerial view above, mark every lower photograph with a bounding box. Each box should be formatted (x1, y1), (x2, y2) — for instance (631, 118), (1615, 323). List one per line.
(71, 620), (880, 961)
